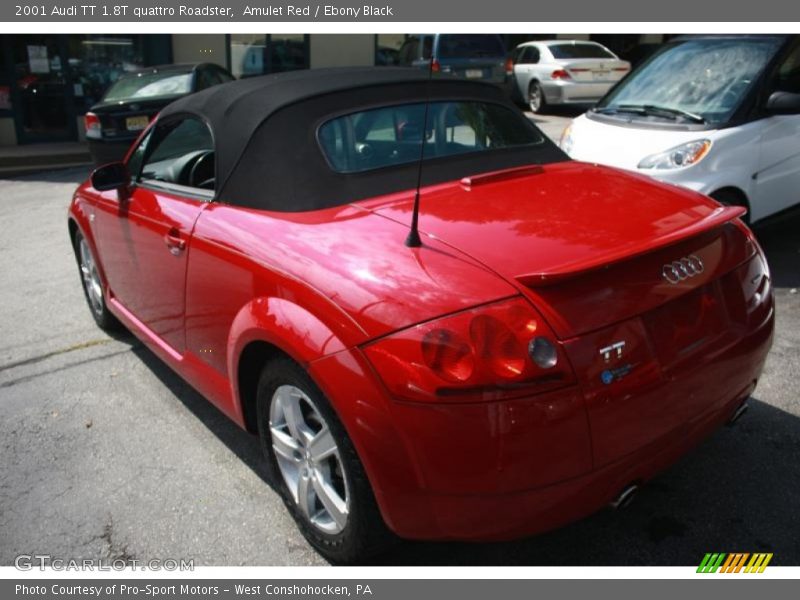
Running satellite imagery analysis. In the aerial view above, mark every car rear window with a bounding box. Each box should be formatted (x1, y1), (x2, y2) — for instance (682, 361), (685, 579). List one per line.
(318, 101), (544, 174)
(548, 43), (616, 59)
(437, 35), (506, 59)
(103, 72), (193, 101)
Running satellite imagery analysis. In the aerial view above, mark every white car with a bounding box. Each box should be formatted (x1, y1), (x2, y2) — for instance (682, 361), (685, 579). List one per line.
(512, 40), (630, 113)
(561, 35), (800, 224)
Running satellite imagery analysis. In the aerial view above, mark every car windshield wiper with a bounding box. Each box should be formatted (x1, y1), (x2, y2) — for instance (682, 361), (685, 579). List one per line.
(597, 104), (706, 124)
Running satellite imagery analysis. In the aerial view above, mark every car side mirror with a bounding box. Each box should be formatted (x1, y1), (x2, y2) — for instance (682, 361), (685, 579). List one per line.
(91, 162), (129, 192)
(765, 91), (800, 115)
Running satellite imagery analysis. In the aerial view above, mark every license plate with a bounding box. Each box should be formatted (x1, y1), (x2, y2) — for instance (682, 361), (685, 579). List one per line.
(593, 70), (610, 79)
(125, 116), (149, 131)
(465, 69), (483, 79)
(644, 284), (726, 365)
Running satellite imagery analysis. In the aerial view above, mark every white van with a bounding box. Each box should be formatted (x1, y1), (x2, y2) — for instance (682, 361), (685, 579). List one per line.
(561, 35), (800, 223)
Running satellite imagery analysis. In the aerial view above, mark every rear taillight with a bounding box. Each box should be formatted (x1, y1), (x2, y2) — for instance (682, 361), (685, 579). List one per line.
(363, 297), (575, 403)
(431, 58), (441, 73)
(84, 112), (101, 139)
(504, 57), (514, 75)
(551, 69), (571, 80)
(735, 219), (769, 280)
(613, 67), (630, 72)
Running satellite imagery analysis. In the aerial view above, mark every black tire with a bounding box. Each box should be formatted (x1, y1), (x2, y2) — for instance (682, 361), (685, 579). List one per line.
(256, 356), (393, 563)
(528, 81), (547, 114)
(710, 189), (750, 224)
(73, 231), (122, 332)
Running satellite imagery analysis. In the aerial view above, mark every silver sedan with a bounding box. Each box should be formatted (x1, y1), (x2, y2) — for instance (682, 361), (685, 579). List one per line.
(512, 40), (631, 113)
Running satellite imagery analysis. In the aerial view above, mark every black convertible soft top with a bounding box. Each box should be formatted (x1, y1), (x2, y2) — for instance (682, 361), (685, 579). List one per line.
(159, 67), (567, 211)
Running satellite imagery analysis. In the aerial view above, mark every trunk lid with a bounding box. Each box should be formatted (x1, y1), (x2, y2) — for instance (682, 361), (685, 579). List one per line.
(371, 161), (752, 339)
(559, 59), (630, 83)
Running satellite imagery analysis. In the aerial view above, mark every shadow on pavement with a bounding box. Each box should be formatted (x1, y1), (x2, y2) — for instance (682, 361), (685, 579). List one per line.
(128, 343), (272, 488)
(3, 166), (91, 185)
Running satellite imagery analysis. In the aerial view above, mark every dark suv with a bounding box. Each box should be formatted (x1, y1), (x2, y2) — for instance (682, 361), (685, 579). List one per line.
(398, 34), (512, 91)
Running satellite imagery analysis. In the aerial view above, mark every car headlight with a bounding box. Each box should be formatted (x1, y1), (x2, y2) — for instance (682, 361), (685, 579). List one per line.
(638, 139), (712, 170)
(559, 123), (574, 154)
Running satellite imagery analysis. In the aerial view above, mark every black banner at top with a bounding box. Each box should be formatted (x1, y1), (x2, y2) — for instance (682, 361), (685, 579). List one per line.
(1, 0), (797, 22)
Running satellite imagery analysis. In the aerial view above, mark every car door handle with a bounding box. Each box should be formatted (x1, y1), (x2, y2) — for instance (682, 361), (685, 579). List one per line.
(164, 232), (186, 255)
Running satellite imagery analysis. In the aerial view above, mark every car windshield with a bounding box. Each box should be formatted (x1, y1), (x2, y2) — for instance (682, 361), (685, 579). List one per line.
(597, 37), (783, 124)
(103, 71), (193, 101)
(548, 43), (615, 59)
(318, 101), (544, 174)
(437, 35), (506, 59)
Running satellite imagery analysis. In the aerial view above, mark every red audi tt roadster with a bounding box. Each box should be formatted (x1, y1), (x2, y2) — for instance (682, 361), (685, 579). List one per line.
(68, 68), (774, 562)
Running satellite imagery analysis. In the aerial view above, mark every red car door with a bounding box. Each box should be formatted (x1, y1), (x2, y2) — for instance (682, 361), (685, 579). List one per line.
(93, 117), (215, 354)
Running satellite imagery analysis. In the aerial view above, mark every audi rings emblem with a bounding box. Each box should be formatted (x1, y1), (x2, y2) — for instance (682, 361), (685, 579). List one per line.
(662, 255), (705, 284)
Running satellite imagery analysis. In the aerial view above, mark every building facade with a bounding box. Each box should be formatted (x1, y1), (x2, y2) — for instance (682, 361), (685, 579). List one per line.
(0, 33), (664, 147)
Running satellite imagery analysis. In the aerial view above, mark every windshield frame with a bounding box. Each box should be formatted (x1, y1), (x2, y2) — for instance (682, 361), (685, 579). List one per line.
(589, 35), (789, 131)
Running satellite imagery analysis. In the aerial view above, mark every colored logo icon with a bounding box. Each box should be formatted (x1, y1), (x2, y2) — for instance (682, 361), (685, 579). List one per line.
(697, 552), (773, 573)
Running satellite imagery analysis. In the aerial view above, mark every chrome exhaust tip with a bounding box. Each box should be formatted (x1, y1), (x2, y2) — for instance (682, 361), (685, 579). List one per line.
(610, 484), (639, 510)
(727, 401), (749, 426)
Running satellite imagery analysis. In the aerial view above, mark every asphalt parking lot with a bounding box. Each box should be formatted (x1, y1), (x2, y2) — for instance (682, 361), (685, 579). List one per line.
(1, 112), (798, 567)
(525, 108), (573, 143)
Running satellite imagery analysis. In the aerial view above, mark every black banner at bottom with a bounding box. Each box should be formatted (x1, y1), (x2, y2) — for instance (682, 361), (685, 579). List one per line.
(3, 579), (797, 600)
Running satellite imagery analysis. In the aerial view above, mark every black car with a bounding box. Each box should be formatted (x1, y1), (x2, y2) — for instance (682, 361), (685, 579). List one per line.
(84, 63), (234, 165)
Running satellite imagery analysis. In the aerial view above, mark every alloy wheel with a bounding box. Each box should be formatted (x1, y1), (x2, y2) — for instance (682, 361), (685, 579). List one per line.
(79, 238), (104, 317)
(269, 384), (350, 535)
(529, 84), (542, 113)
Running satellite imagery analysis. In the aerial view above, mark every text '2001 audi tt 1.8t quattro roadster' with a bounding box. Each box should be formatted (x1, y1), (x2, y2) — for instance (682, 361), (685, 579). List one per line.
(69, 68), (774, 563)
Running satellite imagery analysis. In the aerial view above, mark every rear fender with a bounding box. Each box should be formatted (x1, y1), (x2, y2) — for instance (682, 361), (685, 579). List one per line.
(227, 296), (350, 421)
(225, 298), (432, 535)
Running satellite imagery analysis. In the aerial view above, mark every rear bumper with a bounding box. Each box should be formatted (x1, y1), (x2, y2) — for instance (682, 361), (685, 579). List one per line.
(309, 289), (773, 541)
(430, 66), (514, 96)
(424, 380), (756, 541)
(542, 80), (615, 105)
